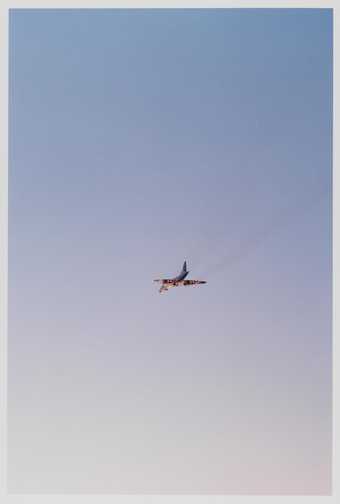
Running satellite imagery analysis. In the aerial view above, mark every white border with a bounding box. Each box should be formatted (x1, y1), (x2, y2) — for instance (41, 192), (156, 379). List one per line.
(0, 1), (8, 502)
(0, 2), (337, 503)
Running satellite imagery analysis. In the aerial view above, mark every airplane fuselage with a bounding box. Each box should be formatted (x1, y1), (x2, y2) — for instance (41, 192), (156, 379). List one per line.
(153, 261), (206, 293)
(168, 270), (189, 283)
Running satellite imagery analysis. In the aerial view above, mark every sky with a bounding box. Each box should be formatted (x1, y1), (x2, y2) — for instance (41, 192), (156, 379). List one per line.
(8, 8), (332, 494)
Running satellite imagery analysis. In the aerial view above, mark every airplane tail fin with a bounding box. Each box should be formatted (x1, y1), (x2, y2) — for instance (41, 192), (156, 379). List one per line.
(182, 261), (188, 273)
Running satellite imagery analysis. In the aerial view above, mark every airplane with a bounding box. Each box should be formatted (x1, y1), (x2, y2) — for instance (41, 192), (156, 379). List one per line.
(153, 261), (207, 293)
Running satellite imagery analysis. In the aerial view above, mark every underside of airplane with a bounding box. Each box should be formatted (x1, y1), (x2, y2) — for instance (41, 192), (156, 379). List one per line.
(153, 261), (207, 293)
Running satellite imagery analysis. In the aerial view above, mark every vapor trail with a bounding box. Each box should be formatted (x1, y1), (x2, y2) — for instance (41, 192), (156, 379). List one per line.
(198, 181), (330, 278)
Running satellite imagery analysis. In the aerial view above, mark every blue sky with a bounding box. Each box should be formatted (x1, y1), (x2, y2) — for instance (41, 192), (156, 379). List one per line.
(8, 9), (332, 494)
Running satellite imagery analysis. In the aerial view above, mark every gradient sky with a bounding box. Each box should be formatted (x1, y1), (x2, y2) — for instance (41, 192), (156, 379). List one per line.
(8, 9), (332, 494)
